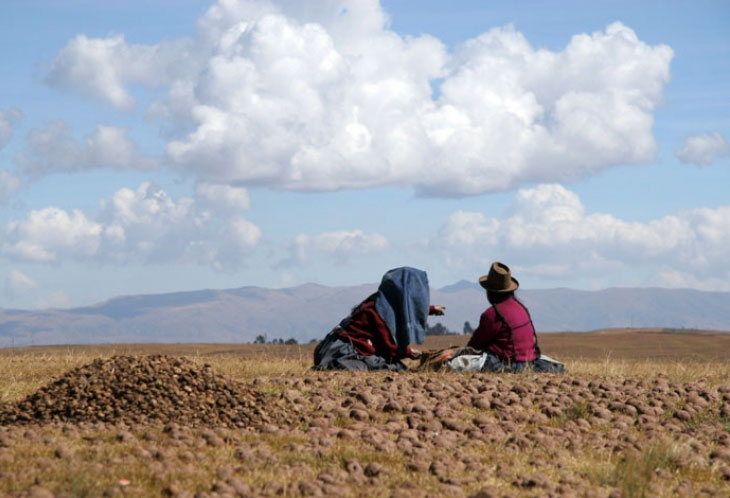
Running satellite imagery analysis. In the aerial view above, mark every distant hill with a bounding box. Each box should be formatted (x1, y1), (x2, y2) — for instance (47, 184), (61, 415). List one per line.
(1, 283), (729, 347)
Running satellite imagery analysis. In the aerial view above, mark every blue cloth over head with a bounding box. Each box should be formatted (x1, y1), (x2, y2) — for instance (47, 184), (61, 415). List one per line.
(374, 267), (430, 355)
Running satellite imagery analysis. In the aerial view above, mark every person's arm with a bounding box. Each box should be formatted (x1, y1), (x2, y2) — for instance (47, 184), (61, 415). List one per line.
(429, 305), (445, 315)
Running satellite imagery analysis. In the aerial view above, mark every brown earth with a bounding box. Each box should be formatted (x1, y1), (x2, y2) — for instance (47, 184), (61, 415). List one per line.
(425, 328), (730, 360)
(3, 328), (729, 362)
(1, 330), (730, 497)
(2, 367), (729, 497)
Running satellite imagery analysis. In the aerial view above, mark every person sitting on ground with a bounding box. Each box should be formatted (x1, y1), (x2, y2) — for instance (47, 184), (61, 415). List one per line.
(313, 266), (445, 371)
(460, 261), (564, 373)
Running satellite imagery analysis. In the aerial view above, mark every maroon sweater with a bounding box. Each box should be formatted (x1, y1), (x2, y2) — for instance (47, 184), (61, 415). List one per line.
(467, 297), (537, 362)
(336, 300), (413, 361)
(336, 300), (441, 361)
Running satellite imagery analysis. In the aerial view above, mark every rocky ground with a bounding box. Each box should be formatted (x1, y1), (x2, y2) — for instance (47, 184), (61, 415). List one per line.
(0, 355), (729, 497)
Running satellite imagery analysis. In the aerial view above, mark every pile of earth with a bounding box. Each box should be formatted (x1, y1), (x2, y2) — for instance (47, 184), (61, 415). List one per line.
(0, 355), (284, 428)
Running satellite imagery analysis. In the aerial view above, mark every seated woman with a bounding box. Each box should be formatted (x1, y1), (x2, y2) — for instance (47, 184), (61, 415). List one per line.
(465, 262), (563, 373)
(313, 266), (445, 371)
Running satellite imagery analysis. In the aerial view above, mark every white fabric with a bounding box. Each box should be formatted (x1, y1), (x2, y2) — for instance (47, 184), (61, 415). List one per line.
(539, 353), (563, 366)
(446, 353), (488, 373)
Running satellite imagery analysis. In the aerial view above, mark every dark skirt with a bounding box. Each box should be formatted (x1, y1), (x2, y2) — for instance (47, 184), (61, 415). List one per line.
(312, 332), (408, 371)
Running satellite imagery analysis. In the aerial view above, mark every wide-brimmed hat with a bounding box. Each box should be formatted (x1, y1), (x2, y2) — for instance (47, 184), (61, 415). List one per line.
(478, 262), (519, 293)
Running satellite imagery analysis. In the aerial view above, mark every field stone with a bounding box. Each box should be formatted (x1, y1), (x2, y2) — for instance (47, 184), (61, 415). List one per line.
(0, 355), (278, 429)
(436, 484), (466, 497)
(467, 487), (499, 498)
(364, 462), (387, 477)
(27, 486), (55, 498)
(720, 466), (730, 481)
(54, 445), (73, 459)
(383, 400), (402, 412)
(441, 418), (468, 433)
(317, 468), (347, 484)
(211, 481), (238, 496)
(298, 480), (324, 497)
(337, 429), (357, 439)
(349, 408), (370, 421)
(259, 480), (286, 496)
(344, 459), (364, 474)
(440, 476), (475, 486)
(391, 489), (426, 498)
(472, 397), (492, 410)
(356, 391), (378, 406)
(201, 428), (225, 447)
(710, 448), (730, 462)
(309, 417), (330, 429)
(102, 487), (124, 497)
(406, 460), (429, 473)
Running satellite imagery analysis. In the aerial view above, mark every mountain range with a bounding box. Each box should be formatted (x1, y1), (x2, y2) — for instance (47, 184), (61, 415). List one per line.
(1, 282), (729, 347)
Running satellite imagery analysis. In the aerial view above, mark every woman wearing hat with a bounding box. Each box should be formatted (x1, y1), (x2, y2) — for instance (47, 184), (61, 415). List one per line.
(466, 262), (540, 371)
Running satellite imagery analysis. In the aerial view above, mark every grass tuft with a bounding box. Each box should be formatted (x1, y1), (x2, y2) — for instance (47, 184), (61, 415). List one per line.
(613, 441), (682, 498)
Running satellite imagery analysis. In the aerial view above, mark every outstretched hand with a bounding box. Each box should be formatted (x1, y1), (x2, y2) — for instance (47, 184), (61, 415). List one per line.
(429, 305), (446, 316)
(408, 348), (422, 360)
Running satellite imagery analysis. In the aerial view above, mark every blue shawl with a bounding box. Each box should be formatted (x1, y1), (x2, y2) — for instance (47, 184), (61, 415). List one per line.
(373, 267), (430, 355)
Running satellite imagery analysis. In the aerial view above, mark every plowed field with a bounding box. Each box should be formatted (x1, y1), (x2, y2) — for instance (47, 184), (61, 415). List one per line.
(0, 329), (729, 497)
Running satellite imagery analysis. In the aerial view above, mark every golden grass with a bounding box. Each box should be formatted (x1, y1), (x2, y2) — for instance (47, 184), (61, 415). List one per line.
(1, 338), (729, 497)
(564, 357), (730, 385)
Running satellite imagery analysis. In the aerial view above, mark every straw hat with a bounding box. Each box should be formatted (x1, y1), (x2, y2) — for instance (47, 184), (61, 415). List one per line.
(478, 262), (519, 292)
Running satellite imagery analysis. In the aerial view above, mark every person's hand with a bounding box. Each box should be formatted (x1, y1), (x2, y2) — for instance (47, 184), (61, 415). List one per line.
(408, 348), (422, 360)
(429, 305), (446, 316)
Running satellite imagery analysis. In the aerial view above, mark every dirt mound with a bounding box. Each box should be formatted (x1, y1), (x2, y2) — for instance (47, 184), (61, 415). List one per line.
(0, 355), (277, 428)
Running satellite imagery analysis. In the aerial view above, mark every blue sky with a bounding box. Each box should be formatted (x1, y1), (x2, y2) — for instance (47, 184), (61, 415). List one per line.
(1, 0), (729, 309)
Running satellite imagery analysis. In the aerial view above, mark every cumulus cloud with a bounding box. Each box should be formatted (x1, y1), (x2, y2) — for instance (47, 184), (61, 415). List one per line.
(1, 182), (261, 270)
(281, 228), (388, 266)
(675, 132), (730, 166)
(0, 170), (22, 205)
(195, 182), (251, 211)
(656, 269), (730, 292)
(0, 108), (22, 150)
(2, 207), (102, 263)
(46, 0), (673, 196)
(433, 184), (730, 288)
(5, 269), (38, 299)
(46, 34), (193, 110)
(16, 121), (158, 177)
(35, 290), (73, 310)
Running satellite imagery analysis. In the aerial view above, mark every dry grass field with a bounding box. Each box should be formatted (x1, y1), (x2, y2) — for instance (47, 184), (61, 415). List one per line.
(0, 329), (729, 497)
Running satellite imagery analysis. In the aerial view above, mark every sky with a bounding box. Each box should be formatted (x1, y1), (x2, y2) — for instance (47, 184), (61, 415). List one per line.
(1, 0), (729, 310)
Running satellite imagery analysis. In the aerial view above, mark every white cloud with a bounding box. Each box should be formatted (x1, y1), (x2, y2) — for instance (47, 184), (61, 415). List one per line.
(2, 207), (102, 263)
(97, 182), (261, 268)
(675, 132), (730, 166)
(35, 290), (73, 310)
(277, 271), (298, 288)
(195, 183), (251, 211)
(657, 269), (730, 292)
(5, 269), (38, 299)
(282, 228), (388, 265)
(433, 183), (730, 289)
(0, 108), (22, 150)
(17, 121), (157, 177)
(45, 34), (193, 110)
(0, 170), (22, 205)
(46, 1), (673, 196)
(2, 182), (261, 270)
